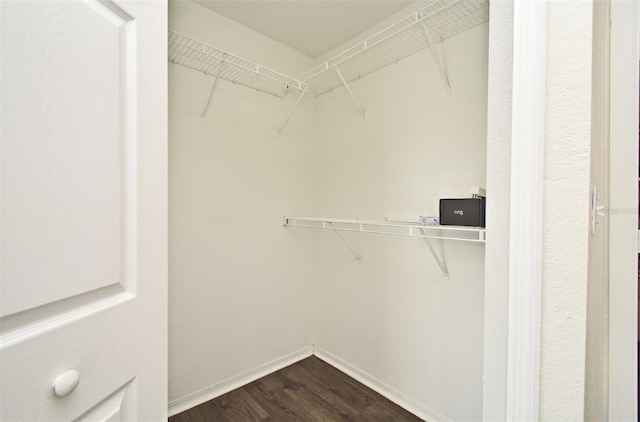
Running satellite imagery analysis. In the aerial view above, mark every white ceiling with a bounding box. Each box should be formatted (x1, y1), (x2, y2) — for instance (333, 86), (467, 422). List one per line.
(193, 1), (414, 58)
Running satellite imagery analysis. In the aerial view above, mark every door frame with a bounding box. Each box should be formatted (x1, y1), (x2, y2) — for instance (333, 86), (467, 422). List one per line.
(504, 0), (640, 418)
(608, 1), (639, 419)
(505, 0), (546, 420)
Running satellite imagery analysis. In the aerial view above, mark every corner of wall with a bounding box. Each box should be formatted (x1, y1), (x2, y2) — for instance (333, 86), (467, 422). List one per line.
(483, 0), (513, 420)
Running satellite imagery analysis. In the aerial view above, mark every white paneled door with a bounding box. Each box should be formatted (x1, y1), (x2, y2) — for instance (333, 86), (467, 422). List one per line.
(1, 0), (167, 420)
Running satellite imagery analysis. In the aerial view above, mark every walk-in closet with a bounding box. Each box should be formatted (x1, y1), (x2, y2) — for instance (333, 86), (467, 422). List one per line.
(4, 0), (637, 420)
(169, 1), (489, 420)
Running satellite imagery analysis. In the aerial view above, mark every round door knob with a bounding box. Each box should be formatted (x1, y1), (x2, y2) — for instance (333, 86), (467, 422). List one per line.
(53, 370), (80, 397)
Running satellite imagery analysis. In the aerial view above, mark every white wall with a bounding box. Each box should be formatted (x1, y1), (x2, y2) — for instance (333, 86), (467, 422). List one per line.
(483, 1), (513, 420)
(482, 2), (632, 419)
(168, 2), (489, 420)
(539, 2), (594, 419)
(486, 2), (599, 418)
(311, 23), (488, 421)
(168, 0), (317, 407)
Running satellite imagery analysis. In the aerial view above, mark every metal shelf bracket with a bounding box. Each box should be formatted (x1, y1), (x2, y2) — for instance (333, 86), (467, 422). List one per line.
(299, 1), (487, 96)
(419, 22), (451, 96)
(328, 222), (362, 261)
(334, 66), (366, 120)
(202, 60), (225, 118)
(420, 229), (450, 280)
(278, 90), (307, 134)
(284, 217), (486, 277)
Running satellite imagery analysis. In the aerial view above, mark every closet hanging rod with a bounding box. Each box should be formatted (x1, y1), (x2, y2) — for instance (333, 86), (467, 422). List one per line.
(168, 30), (310, 98)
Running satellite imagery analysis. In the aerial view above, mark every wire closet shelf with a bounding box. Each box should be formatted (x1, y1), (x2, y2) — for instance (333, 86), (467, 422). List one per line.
(300, 0), (489, 96)
(168, 30), (310, 98)
(283, 217), (486, 243)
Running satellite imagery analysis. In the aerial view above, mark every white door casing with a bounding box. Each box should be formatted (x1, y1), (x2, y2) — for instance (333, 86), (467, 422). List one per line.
(584, 1), (610, 419)
(505, 0), (545, 419)
(0, 0), (167, 420)
(608, 0), (639, 420)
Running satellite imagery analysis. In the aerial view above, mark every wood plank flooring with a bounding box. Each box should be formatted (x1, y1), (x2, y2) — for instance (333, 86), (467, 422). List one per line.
(169, 356), (425, 422)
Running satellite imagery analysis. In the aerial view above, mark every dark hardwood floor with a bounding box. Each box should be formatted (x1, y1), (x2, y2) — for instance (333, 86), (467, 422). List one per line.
(169, 356), (425, 422)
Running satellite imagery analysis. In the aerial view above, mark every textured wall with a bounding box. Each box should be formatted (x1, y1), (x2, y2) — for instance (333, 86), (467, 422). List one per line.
(484, 2), (600, 419)
(168, 1), (317, 404)
(483, 1), (513, 420)
(312, 23), (489, 421)
(169, 2), (490, 419)
(539, 2), (593, 419)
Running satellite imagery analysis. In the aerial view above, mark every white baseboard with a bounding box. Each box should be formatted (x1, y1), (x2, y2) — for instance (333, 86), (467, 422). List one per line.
(313, 346), (451, 422)
(168, 346), (313, 417)
(168, 345), (448, 421)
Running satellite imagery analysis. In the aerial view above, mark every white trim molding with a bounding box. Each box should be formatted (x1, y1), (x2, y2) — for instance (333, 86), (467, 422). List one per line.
(608, 0), (639, 419)
(506, 0), (546, 420)
(168, 346), (313, 417)
(313, 346), (451, 422)
(169, 345), (453, 421)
